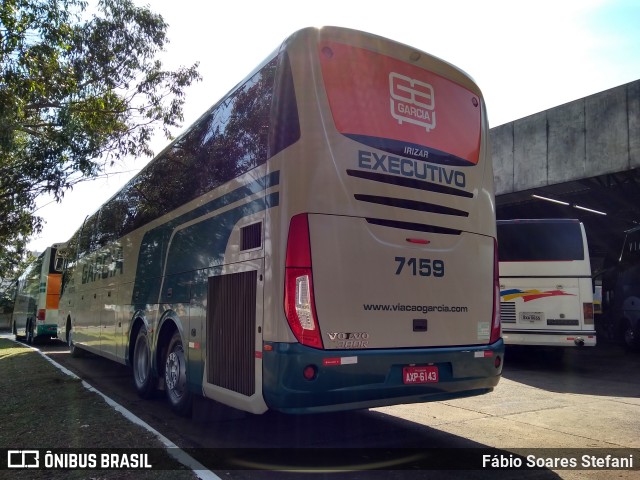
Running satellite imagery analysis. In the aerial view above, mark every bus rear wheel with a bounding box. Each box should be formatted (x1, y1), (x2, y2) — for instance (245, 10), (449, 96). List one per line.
(12, 321), (22, 341)
(623, 318), (640, 351)
(133, 327), (156, 398)
(164, 331), (191, 416)
(25, 320), (34, 344)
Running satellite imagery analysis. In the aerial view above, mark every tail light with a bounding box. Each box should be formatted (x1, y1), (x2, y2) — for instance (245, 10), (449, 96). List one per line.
(490, 239), (501, 344)
(284, 214), (324, 349)
(37, 309), (46, 321)
(583, 303), (594, 325)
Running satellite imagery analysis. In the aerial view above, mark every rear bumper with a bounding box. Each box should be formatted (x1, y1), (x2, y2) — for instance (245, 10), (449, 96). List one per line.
(35, 323), (58, 337)
(502, 329), (596, 347)
(262, 340), (504, 414)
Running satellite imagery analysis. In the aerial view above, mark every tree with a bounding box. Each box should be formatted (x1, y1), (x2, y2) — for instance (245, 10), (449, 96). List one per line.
(0, 0), (200, 279)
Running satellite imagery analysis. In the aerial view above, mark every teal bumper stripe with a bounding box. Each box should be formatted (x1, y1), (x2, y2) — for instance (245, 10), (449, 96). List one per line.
(262, 340), (504, 414)
(35, 324), (58, 336)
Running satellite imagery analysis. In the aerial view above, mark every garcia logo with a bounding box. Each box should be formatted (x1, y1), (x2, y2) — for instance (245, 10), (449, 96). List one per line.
(389, 72), (436, 132)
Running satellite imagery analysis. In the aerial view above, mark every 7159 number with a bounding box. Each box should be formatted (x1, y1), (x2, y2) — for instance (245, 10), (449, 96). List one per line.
(395, 257), (445, 277)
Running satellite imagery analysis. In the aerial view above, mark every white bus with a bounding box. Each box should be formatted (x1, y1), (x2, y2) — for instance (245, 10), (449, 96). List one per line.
(498, 219), (596, 348)
(12, 246), (64, 343)
(57, 26), (502, 415)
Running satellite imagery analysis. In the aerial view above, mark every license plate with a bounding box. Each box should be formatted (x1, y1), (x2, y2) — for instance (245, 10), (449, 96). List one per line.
(403, 365), (438, 384)
(520, 312), (544, 323)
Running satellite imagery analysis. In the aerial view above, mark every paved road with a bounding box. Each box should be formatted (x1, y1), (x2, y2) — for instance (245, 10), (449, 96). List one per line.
(20, 337), (640, 479)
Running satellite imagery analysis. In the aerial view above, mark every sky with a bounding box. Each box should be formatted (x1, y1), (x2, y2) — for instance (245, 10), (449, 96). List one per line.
(27, 0), (640, 252)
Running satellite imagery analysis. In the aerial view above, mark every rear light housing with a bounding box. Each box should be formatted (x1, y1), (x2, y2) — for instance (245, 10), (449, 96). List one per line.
(284, 214), (324, 349)
(583, 303), (594, 325)
(37, 309), (46, 321)
(490, 239), (502, 344)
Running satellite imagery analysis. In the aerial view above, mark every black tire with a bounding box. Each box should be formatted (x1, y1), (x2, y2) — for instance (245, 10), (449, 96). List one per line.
(12, 321), (24, 341)
(622, 318), (640, 352)
(164, 331), (191, 416)
(133, 327), (156, 398)
(25, 320), (34, 345)
(67, 320), (83, 358)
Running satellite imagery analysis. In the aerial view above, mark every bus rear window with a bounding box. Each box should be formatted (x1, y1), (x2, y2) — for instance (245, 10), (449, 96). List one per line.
(497, 222), (584, 261)
(319, 41), (481, 167)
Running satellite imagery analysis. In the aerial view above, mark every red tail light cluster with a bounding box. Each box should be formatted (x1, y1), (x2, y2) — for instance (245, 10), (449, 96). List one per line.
(583, 303), (594, 325)
(490, 239), (502, 344)
(284, 214), (324, 349)
(37, 309), (46, 321)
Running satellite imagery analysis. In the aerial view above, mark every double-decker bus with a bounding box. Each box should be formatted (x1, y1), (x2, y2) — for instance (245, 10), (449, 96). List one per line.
(12, 246), (64, 343)
(57, 26), (502, 415)
(498, 219), (596, 348)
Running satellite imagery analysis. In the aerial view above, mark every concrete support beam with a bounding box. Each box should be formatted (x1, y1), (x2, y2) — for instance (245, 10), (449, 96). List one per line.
(629, 81), (640, 169)
(491, 123), (514, 195)
(492, 79), (640, 195)
(514, 111), (547, 191)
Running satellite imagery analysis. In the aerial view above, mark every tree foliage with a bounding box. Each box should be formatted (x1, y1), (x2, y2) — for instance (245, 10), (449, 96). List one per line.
(0, 0), (200, 278)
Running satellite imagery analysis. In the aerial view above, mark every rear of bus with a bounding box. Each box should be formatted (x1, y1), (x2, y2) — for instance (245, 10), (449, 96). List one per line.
(497, 219), (596, 347)
(12, 247), (61, 342)
(41, 246), (63, 339)
(262, 27), (502, 413)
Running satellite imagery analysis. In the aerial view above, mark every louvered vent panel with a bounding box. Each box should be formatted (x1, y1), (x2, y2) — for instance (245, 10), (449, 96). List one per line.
(241, 222), (262, 251)
(207, 271), (256, 396)
(500, 302), (516, 324)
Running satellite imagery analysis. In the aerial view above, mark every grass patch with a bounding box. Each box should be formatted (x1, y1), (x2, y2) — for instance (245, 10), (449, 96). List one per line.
(0, 339), (199, 479)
